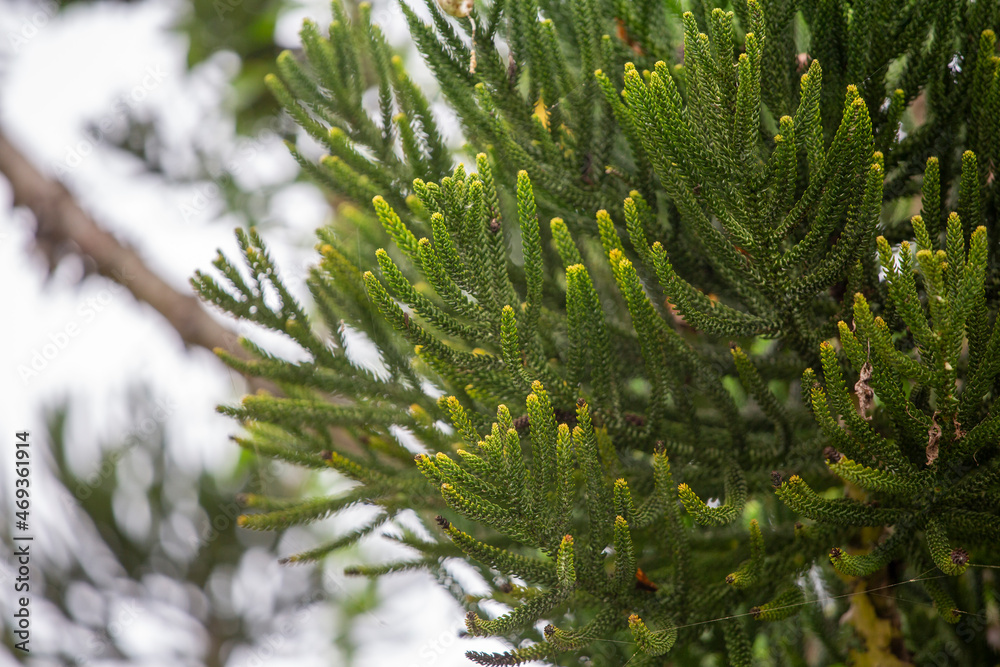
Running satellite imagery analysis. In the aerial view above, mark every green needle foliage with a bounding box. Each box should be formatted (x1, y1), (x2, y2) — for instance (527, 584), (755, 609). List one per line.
(192, 0), (1000, 663)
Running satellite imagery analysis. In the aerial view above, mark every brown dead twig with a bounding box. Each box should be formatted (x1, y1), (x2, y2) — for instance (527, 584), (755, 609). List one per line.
(0, 129), (383, 471)
(0, 128), (264, 390)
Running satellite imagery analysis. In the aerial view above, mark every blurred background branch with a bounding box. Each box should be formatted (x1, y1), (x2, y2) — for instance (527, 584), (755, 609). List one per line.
(0, 0), (469, 664)
(0, 129), (261, 377)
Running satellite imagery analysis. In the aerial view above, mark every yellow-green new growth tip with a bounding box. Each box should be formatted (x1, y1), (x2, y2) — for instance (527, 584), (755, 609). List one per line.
(726, 519), (764, 589)
(751, 586), (804, 621)
(628, 614), (677, 655)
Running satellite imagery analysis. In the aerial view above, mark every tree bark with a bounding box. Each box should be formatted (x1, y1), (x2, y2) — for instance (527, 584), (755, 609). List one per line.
(0, 129), (260, 385)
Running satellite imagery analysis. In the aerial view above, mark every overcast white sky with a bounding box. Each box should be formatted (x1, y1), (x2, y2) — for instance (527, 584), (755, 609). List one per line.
(0, 0), (507, 664)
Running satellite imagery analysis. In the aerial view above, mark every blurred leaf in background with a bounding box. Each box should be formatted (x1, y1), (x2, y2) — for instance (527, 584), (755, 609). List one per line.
(0, 389), (374, 664)
(1, 0), (399, 663)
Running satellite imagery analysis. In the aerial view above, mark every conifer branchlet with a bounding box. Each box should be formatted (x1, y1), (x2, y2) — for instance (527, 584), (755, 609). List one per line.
(195, 0), (1000, 663)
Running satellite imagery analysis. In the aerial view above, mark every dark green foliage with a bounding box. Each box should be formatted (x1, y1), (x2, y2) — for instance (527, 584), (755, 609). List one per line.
(194, 0), (1000, 663)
